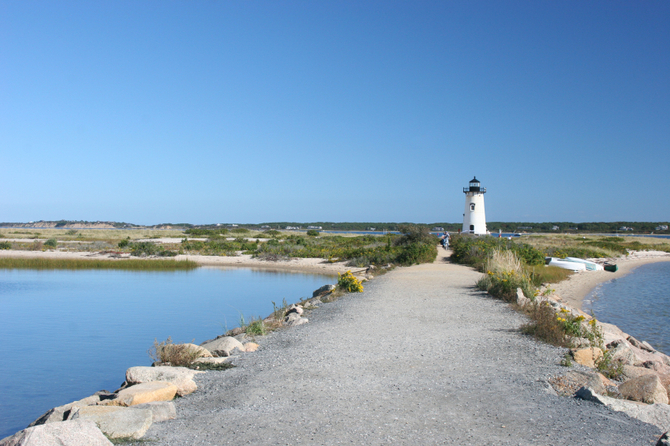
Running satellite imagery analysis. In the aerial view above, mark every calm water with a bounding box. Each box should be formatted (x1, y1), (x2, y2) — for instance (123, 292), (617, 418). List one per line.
(585, 261), (670, 355)
(0, 267), (333, 439)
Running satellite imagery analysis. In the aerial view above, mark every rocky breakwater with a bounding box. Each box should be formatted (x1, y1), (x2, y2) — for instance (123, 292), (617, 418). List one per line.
(518, 287), (670, 440)
(0, 282), (338, 446)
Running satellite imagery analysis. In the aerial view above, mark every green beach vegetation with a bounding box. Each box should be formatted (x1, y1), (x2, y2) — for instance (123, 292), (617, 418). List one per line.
(450, 234), (614, 354)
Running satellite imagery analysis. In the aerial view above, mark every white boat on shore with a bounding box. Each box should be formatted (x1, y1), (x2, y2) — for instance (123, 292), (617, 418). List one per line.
(563, 257), (604, 271)
(546, 257), (586, 271)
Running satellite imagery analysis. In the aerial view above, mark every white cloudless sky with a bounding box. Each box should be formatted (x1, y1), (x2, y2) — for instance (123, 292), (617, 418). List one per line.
(1, 1), (668, 225)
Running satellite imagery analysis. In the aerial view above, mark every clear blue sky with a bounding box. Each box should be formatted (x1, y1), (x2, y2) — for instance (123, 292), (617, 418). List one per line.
(1, 1), (668, 225)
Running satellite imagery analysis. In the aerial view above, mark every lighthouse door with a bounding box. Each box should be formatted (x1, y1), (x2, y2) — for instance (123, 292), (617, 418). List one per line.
(470, 225), (474, 231)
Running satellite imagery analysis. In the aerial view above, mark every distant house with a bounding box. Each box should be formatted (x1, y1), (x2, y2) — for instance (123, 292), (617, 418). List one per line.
(307, 226), (322, 230)
(619, 226), (633, 231)
(552, 225), (560, 231)
(656, 225), (669, 231)
(431, 227), (445, 232)
(285, 226), (300, 230)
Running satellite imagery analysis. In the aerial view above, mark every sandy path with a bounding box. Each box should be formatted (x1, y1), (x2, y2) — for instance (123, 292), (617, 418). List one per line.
(550, 251), (670, 310)
(133, 249), (661, 445)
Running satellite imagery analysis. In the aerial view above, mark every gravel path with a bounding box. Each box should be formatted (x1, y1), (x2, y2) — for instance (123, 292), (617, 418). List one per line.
(137, 251), (662, 445)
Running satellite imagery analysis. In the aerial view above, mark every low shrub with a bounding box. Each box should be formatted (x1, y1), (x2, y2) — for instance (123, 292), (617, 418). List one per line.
(337, 270), (364, 293)
(118, 238), (130, 248)
(130, 241), (160, 257)
(245, 318), (267, 336)
(306, 229), (320, 236)
(44, 238), (58, 249)
(184, 228), (228, 237)
(0, 241), (11, 250)
(596, 349), (625, 380)
(520, 302), (571, 347)
(188, 362), (234, 371)
(148, 337), (202, 366)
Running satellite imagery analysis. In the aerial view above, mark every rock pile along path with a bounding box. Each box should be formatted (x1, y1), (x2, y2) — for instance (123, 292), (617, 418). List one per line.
(138, 250), (662, 445)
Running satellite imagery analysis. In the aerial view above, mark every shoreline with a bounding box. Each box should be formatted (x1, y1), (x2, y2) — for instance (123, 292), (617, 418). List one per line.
(549, 250), (670, 311)
(0, 250), (355, 276)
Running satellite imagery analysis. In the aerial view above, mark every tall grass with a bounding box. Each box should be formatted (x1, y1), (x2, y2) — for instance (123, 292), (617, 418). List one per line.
(0, 257), (198, 271)
(475, 249), (534, 300)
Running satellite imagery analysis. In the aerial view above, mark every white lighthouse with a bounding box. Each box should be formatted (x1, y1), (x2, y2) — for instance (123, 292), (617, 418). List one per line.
(462, 177), (488, 235)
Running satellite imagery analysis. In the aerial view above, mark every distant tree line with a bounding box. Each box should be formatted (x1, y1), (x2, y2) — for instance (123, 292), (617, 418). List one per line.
(1, 220), (668, 234)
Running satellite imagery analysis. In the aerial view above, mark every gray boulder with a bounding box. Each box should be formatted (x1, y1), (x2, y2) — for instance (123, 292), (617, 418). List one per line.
(607, 340), (638, 365)
(312, 284), (335, 297)
(70, 405), (153, 439)
(132, 401), (177, 423)
(285, 304), (303, 316)
(28, 395), (101, 426)
(125, 366), (202, 397)
(284, 312), (308, 327)
(200, 336), (244, 357)
(0, 420), (112, 446)
(576, 387), (670, 432)
(303, 298), (321, 309)
(515, 288), (530, 306)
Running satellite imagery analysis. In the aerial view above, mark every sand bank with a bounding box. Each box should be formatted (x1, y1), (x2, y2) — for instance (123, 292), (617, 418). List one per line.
(0, 249), (354, 276)
(551, 250), (670, 311)
(175, 253), (354, 276)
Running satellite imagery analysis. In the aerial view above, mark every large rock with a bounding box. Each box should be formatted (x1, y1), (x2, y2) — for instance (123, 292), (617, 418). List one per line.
(619, 374), (669, 405)
(243, 342), (259, 352)
(107, 381), (178, 407)
(125, 366), (202, 397)
(515, 288), (530, 307)
(622, 364), (660, 381)
(302, 297), (321, 309)
(200, 336), (244, 357)
(130, 401), (177, 423)
(576, 387), (670, 432)
(69, 405), (153, 439)
(607, 340), (638, 365)
(312, 284), (335, 297)
(182, 343), (213, 358)
(0, 420), (112, 446)
(28, 395), (101, 426)
(628, 335), (657, 352)
(571, 347), (603, 368)
(284, 312), (308, 327)
(285, 304), (303, 316)
(192, 356), (230, 365)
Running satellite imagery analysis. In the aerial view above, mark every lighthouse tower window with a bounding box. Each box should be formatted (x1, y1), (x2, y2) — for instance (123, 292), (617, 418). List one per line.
(470, 203), (476, 211)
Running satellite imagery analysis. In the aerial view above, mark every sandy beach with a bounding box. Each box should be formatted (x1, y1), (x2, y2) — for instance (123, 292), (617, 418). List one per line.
(550, 250), (670, 311)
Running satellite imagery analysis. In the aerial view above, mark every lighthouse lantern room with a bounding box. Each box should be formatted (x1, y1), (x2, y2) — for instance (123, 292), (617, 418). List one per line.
(462, 177), (488, 235)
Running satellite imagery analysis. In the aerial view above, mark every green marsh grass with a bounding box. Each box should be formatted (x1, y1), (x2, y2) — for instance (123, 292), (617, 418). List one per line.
(0, 257), (197, 271)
